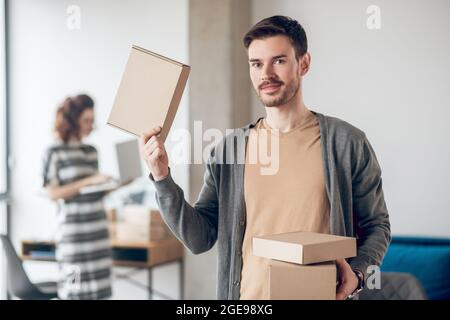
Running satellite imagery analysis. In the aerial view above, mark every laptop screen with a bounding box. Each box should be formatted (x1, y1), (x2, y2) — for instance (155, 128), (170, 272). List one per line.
(115, 139), (143, 183)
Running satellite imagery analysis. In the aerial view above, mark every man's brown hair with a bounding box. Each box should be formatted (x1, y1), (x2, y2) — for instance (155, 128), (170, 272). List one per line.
(243, 15), (308, 60)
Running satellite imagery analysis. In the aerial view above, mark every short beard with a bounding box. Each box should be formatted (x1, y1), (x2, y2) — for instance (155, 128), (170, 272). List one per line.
(258, 77), (300, 107)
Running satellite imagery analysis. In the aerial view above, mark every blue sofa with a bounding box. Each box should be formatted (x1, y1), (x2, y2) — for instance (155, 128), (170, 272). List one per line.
(380, 236), (450, 300)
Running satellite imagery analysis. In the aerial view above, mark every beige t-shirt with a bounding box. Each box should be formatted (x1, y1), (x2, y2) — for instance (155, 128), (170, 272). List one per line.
(240, 109), (331, 300)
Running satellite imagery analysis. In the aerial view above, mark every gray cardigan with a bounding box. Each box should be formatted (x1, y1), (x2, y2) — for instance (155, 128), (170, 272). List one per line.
(150, 110), (391, 300)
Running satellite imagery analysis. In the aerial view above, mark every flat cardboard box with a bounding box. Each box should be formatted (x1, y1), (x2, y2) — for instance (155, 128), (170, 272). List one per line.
(269, 260), (336, 300)
(253, 231), (356, 264)
(108, 45), (190, 142)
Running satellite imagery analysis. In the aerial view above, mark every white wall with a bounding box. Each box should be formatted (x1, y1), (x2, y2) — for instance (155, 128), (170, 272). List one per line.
(252, 0), (450, 237)
(8, 0), (189, 299)
(0, 0), (6, 195)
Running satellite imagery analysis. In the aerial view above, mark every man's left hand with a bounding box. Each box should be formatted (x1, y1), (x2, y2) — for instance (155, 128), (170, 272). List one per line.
(335, 259), (359, 300)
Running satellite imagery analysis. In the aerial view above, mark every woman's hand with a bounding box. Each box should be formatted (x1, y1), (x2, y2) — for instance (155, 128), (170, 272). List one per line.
(83, 174), (112, 186)
(45, 174), (111, 201)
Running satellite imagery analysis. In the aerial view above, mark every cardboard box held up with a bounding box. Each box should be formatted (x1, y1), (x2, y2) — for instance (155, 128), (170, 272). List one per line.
(253, 231), (356, 300)
(108, 45), (190, 142)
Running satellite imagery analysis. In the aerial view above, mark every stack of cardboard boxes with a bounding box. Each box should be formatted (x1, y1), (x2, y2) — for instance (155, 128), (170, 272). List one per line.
(110, 205), (172, 242)
(253, 231), (357, 300)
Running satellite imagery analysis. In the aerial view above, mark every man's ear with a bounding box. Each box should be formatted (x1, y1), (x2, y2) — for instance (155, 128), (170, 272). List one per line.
(298, 52), (311, 76)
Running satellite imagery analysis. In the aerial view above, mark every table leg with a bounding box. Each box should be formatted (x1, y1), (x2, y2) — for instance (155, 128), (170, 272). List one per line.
(179, 259), (184, 300)
(148, 267), (153, 300)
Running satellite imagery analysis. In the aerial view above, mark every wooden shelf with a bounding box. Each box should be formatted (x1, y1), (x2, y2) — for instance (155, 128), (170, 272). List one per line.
(21, 236), (184, 268)
(21, 255), (55, 262)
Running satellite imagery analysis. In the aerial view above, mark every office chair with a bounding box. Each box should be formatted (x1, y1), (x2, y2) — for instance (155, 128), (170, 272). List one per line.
(359, 272), (427, 300)
(0, 235), (58, 300)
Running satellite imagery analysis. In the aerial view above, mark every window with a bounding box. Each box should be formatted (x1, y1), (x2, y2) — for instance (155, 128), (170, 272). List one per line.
(0, 0), (6, 196)
(0, 0), (9, 300)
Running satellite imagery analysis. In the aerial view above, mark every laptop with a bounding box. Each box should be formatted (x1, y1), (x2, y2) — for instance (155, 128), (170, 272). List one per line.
(79, 139), (143, 194)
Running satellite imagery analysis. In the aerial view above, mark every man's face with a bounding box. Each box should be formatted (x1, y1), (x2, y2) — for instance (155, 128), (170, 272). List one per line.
(248, 35), (306, 107)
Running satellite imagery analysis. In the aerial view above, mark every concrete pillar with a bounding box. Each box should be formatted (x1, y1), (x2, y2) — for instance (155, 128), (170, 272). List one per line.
(186, 0), (252, 299)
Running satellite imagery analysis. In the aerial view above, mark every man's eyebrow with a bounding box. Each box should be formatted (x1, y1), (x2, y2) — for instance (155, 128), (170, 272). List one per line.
(248, 55), (287, 63)
(271, 55), (287, 60)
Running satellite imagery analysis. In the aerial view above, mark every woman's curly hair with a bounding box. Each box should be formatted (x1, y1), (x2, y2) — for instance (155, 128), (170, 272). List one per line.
(54, 94), (94, 143)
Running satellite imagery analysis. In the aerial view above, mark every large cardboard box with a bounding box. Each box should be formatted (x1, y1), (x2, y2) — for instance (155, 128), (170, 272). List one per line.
(112, 206), (171, 242)
(123, 205), (165, 227)
(112, 222), (147, 242)
(269, 260), (336, 300)
(108, 45), (190, 142)
(111, 222), (171, 242)
(253, 231), (356, 264)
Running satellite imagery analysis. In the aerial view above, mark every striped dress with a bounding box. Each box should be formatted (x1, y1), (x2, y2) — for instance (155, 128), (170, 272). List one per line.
(42, 142), (112, 300)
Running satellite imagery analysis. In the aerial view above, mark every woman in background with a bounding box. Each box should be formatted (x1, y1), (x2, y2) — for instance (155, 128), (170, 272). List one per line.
(42, 94), (112, 299)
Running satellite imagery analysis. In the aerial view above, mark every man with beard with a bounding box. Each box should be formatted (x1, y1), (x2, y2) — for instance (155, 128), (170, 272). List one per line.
(139, 15), (391, 300)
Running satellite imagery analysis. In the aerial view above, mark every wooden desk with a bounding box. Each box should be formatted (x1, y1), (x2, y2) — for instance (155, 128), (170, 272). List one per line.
(21, 236), (184, 300)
